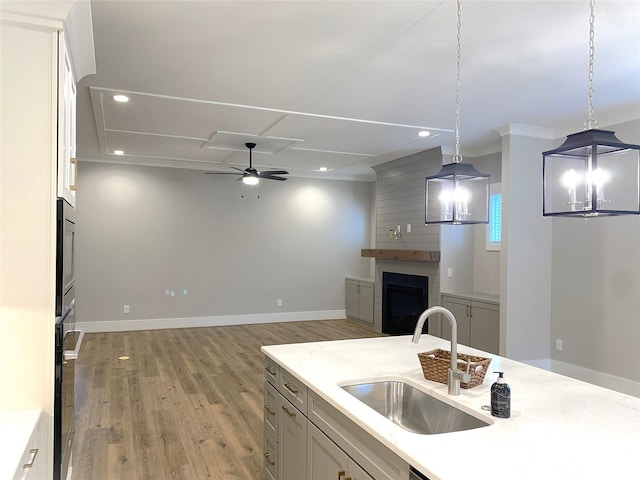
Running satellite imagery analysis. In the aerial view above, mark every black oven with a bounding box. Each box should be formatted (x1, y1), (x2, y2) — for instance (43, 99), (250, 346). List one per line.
(56, 199), (75, 317)
(54, 199), (82, 480)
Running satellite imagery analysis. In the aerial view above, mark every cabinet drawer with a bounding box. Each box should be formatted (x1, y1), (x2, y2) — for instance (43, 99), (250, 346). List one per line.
(264, 356), (279, 386)
(264, 380), (280, 439)
(263, 430), (278, 480)
(280, 368), (308, 415)
(11, 411), (42, 480)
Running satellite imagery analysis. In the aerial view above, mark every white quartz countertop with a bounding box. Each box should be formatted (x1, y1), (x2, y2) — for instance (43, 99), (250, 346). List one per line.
(262, 335), (640, 480)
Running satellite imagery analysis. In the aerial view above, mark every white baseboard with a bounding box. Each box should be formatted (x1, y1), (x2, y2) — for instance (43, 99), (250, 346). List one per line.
(520, 358), (552, 370)
(77, 310), (346, 333)
(550, 359), (640, 398)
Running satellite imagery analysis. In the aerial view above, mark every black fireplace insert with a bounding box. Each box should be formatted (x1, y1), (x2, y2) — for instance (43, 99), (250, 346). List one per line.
(382, 272), (428, 335)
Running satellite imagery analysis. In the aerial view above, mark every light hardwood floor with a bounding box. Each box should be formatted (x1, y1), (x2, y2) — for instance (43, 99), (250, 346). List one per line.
(72, 319), (385, 480)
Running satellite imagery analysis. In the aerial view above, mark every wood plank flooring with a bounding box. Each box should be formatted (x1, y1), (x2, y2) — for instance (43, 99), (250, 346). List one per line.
(72, 320), (385, 480)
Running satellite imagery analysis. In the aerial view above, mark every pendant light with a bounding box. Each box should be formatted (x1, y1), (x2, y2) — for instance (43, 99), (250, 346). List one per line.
(425, 0), (490, 225)
(542, 0), (640, 218)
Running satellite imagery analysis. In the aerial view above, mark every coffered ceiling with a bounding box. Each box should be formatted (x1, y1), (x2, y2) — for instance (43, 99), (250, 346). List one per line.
(77, 1), (640, 181)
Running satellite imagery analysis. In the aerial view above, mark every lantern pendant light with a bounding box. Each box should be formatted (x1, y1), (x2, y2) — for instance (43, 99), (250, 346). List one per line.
(425, 0), (489, 225)
(542, 0), (640, 218)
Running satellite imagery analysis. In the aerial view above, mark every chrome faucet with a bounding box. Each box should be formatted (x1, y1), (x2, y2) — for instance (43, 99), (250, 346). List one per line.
(412, 306), (470, 396)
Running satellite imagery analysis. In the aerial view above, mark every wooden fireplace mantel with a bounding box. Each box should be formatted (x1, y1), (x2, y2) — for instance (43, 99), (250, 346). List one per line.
(361, 249), (441, 262)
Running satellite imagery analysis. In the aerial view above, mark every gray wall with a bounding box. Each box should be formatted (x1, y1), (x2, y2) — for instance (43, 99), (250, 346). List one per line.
(500, 130), (553, 364)
(75, 162), (373, 325)
(440, 151), (502, 295)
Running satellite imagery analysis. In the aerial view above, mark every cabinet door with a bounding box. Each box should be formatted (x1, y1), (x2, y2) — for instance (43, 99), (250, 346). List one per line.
(279, 398), (307, 480)
(307, 422), (348, 480)
(345, 280), (359, 319)
(264, 431), (278, 480)
(348, 459), (374, 480)
(440, 296), (470, 346)
(264, 381), (279, 439)
(469, 301), (500, 354)
(57, 32), (77, 207)
(357, 282), (374, 324)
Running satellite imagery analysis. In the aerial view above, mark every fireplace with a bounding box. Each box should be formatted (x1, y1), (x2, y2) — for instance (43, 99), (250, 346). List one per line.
(382, 272), (428, 335)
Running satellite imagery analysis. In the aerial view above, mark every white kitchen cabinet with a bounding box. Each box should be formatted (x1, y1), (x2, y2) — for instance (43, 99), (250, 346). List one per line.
(279, 395), (307, 479)
(57, 31), (77, 207)
(307, 422), (373, 480)
(0, 410), (43, 480)
(1, 5), (93, 480)
(264, 361), (307, 480)
(345, 278), (374, 325)
(264, 356), (409, 480)
(441, 293), (500, 355)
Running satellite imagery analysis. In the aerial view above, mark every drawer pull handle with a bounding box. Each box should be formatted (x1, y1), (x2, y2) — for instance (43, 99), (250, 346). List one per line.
(338, 470), (346, 480)
(284, 382), (299, 394)
(265, 366), (277, 376)
(282, 405), (296, 417)
(23, 449), (38, 469)
(264, 452), (275, 466)
(264, 404), (275, 415)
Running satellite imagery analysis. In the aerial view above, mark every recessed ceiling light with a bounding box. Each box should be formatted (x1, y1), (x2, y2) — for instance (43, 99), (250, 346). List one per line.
(113, 94), (129, 103)
(114, 150), (124, 155)
(318, 167), (328, 172)
(118, 356), (130, 361)
(418, 130), (431, 138)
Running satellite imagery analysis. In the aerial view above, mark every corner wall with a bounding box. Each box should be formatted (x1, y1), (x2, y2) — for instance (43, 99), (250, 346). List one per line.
(549, 119), (640, 393)
(499, 125), (553, 364)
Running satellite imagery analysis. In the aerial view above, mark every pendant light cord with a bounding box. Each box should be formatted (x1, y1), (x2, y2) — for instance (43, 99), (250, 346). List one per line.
(585, 0), (597, 130)
(453, 0), (463, 163)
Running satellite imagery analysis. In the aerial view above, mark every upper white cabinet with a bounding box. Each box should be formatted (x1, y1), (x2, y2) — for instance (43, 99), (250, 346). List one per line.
(57, 32), (77, 207)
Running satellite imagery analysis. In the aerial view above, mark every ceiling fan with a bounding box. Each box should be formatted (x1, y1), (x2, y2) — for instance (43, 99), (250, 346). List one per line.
(205, 142), (289, 185)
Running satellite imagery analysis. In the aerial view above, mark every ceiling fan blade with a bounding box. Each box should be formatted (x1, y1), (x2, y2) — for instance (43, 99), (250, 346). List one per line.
(204, 171), (243, 175)
(260, 170), (289, 176)
(260, 175), (288, 181)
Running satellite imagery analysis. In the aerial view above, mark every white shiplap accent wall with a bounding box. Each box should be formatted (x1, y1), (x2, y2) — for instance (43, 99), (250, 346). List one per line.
(372, 147), (444, 332)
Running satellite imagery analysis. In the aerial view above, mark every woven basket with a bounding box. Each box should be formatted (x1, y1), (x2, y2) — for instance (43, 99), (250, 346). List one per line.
(417, 348), (491, 389)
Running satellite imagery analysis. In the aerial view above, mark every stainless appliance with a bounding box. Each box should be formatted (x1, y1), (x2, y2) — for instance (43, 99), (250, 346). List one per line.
(410, 466), (430, 480)
(54, 199), (83, 480)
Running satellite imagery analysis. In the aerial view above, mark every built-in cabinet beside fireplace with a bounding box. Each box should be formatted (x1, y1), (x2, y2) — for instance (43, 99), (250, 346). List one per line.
(440, 292), (500, 354)
(345, 278), (374, 325)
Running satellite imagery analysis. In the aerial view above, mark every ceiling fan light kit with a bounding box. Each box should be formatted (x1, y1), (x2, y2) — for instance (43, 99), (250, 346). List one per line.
(425, 0), (490, 225)
(542, 0), (640, 218)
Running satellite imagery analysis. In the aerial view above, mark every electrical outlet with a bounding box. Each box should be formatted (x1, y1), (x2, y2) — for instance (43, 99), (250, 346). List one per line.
(124, 305), (130, 314)
(277, 299), (283, 307)
(555, 338), (563, 351)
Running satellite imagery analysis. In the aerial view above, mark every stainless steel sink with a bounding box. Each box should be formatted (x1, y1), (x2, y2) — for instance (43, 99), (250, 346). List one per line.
(341, 380), (490, 435)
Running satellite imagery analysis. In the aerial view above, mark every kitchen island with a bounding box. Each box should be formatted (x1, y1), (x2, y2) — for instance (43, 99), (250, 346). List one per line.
(262, 334), (639, 479)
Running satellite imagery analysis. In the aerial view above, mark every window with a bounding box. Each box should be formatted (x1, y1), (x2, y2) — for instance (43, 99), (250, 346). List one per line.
(486, 183), (501, 251)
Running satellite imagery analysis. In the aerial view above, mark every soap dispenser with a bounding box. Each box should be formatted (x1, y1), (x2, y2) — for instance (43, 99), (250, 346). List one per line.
(491, 371), (511, 418)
